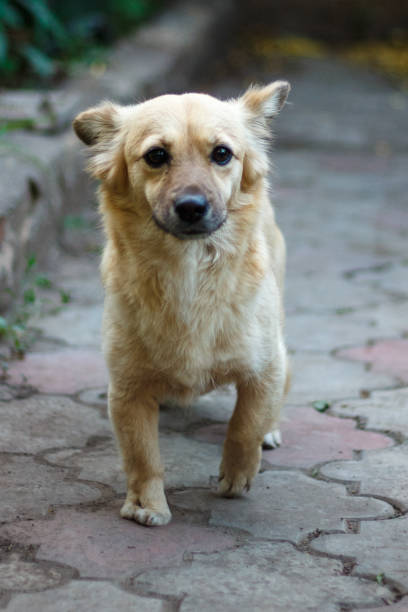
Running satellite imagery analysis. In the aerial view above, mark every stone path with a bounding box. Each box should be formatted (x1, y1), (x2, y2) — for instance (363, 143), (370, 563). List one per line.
(1, 51), (408, 610)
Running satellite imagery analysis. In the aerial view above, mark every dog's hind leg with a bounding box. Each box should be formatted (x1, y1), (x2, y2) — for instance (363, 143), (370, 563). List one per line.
(109, 384), (171, 526)
(262, 357), (290, 449)
(219, 348), (287, 497)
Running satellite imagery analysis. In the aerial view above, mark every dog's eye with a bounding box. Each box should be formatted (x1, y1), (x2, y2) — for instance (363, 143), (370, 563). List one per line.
(144, 147), (169, 168)
(211, 145), (233, 166)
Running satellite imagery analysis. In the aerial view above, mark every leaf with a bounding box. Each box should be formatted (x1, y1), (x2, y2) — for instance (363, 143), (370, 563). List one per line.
(20, 44), (55, 77)
(0, 118), (36, 131)
(0, 315), (8, 333)
(25, 255), (36, 273)
(17, 0), (66, 40)
(0, 53), (18, 75)
(60, 290), (71, 304)
(0, 23), (8, 64)
(313, 400), (331, 413)
(63, 214), (90, 229)
(110, 0), (151, 21)
(0, 1), (23, 27)
(10, 323), (25, 334)
(35, 275), (52, 288)
(23, 288), (36, 304)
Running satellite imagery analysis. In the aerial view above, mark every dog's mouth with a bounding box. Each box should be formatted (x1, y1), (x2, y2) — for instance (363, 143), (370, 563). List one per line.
(152, 215), (226, 241)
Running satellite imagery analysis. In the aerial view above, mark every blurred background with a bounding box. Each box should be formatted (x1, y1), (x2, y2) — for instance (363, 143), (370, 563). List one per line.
(0, 0), (161, 86)
(1, 0), (408, 88)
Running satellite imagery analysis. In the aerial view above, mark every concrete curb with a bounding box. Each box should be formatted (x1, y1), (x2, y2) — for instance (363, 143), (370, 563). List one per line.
(0, 0), (234, 309)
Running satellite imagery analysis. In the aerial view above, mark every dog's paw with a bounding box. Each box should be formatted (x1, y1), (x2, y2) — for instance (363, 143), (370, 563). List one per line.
(120, 500), (171, 526)
(218, 443), (261, 498)
(262, 429), (282, 450)
(218, 471), (251, 497)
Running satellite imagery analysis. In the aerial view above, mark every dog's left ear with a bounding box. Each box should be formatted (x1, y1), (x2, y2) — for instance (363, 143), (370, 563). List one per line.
(241, 81), (290, 122)
(239, 81), (290, 192)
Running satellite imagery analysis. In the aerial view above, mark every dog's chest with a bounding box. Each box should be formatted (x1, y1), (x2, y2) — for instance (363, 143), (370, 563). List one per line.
(137, 261), (268, 391)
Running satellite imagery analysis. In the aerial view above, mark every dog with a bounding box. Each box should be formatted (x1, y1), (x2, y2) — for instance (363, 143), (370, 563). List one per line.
(73, 80), (291, 526)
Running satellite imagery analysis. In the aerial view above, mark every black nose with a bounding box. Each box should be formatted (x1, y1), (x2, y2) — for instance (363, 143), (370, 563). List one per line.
(174, 194), (209, 224)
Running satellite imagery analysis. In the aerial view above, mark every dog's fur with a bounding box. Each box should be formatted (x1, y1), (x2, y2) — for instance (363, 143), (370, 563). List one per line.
(73, 81), (291, 526)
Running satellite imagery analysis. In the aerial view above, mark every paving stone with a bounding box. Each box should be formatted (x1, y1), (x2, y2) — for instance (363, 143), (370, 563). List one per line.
(159, 386), (235, 432)
(0, 553), (66, 591)
(77, 387), (108, 412)
(0, 385), (14, 401)
(287, 352), (394, 405)
(362, 597), (408, 612)
(189, 386), (236, 423)
(170, 471), (393, 543)
(44, 442), (126, 495)
(45, 255), (103, 307)
(159, 356), (396, 416)
(45, 431), (221, 493)
(275, 154), (408, 276)
(349, 262), (408, 300)
(330, 388), (408, 437)
(365, 301), (408, 339)
(194, 404), (392, 468)
(5, 350), (108, 394)
(0, 503), (237, 579)
(0, 455), (102, 522)
(162, 433), (221, 488)
(285, 272), (384, 316)
(321, 442), (408, 510)
(286, 305), (408, 353)
(130, 541), (393, 612)
(312, 515), (408, 589)
(78, 386), (234, 426)
(338, 339), (408, 384)
(264, 406), (391, 467)
(274, 58), (408, 152)
(0, 395), (111, 453)
(35, 304), (103, 348)
(6, 580), (167, 612)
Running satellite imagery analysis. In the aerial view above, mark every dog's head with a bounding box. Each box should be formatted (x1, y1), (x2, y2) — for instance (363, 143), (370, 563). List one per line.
(73, 81), (290, 240)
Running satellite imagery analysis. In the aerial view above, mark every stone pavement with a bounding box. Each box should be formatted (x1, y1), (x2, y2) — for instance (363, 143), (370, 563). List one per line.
(1, 52), (408, 610)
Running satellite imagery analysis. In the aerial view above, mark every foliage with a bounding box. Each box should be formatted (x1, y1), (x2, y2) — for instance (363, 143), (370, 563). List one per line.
(345, 40), (408, 80)
(0, 0), (159, 86)
(253, 36), (327, 60)
(0, 254), (70, 357)
(252, 34), (408, 84)
(0, 0), (66, 82)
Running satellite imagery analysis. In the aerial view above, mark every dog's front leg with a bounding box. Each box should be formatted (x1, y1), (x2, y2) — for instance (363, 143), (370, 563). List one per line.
(109, 386), (171, 526)
(219, 366), (285, 497)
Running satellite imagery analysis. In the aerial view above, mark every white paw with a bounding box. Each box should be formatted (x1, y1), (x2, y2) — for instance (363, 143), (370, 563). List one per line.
(120, 500), (171, 527)
(263, 429), (282, 450)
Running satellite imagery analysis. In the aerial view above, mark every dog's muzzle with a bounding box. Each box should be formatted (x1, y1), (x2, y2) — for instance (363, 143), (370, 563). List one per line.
(173, 193), (214, 237)
(153, 192), (225, 239)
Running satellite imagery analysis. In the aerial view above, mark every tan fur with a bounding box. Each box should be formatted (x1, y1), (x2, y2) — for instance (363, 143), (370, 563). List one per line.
(73, 81), (291, 526)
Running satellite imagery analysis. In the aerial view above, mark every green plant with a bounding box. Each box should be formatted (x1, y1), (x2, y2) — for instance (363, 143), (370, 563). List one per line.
(0, 0), (67, 81)
(0, 254), (71, 356)
(0, 0), (161, 86)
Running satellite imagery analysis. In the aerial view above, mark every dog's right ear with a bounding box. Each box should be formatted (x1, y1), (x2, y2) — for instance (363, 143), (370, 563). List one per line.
(73, 103), (128, 192)
(73, 102), (120, 146)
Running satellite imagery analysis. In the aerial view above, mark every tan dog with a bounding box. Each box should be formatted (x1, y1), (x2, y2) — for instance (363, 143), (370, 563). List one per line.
(73, 81), (290, 526)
